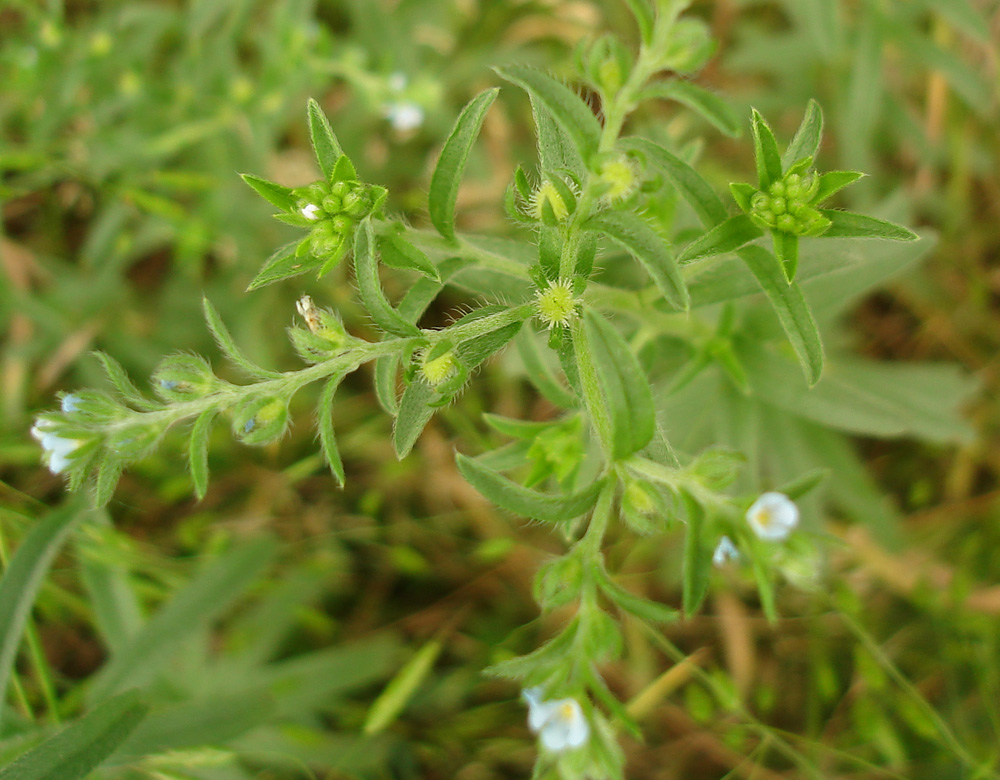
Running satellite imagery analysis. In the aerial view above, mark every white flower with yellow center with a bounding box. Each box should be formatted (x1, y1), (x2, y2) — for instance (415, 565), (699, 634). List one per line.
(522, 687), (590, 752)
(300, 203), (321, 221)
(745, 492), (799, 541)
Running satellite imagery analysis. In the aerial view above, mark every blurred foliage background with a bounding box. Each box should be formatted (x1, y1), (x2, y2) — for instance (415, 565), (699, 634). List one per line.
(1, 0), (998, 778)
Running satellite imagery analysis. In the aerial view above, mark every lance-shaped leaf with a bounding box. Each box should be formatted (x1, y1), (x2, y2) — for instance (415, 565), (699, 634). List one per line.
(428, 88), (499, 243)
(0, 690), (149, 780)
(642, 80), (741, 138)
(188, 408), (216, 501)
(0, 500), (86, 725)
(246, 240), (322, 291)
(318, 374), (347, 486)
(582, 310), (656, 461)
(681, 492), (710, 616)
(240, 174), (296, 212)
(307, 98), (344, 180)
(456, 453), (605, 522)
(586, 210), (689, 310)
(625, 137), (728, 227)
(354, 219), (422, 338)
(811, 170), (865, 204)
(678, 214), (762, 265)
(203, 298), (283, 379)
(393, 376), (437, 459)
(378, 234), (440, 281)
(782, 99), (824, 169)
(624, 0), (654, 43)
(495, 65), (601, 164)
(750, 108), (782, 189)
(738, 245), (824, 386)
(92, 351), (160, 411)
(363, 638), (442, 735)
(820, 211), (919, 241)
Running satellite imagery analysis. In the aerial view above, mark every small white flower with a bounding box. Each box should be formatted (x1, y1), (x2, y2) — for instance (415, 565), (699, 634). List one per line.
(384, 102), (424, 133)
(387, 72), (407, 92)
(300, 203), (321, 221)
(61, 394), (82, 413)
(745, 492), (799, 541)
(712, 535), (740, 567)
(31, 420), (82, 475)
(522, 687), (589, 752)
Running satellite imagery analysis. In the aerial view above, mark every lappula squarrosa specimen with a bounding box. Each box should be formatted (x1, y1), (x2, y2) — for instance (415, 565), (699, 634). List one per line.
(31, 1), (921, 777)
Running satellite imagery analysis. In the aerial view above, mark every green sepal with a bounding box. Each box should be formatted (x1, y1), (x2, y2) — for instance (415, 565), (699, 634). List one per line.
(188, 408), (216, 501)
(317, 374), (347, 486)
(681, 490), (710, 617)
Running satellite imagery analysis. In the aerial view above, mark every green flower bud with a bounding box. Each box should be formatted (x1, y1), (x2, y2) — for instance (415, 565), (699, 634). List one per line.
(322, 193), (342, 213)
(330, 180), (351, 198)
(771, 197), (787, 215)
(750, 192), (770, 211)
(107, 422), (164, 460)
(152, 355), (220, 401)
(769, 181), (785, 197)
(776, 214), (797, 233)
(420, 349), (457, 386)
(232, 396), (289, 446)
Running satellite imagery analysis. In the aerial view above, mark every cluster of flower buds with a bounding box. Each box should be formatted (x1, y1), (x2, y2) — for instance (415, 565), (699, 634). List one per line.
(739, 159), (833, 238)
(292, 156), (386, 268)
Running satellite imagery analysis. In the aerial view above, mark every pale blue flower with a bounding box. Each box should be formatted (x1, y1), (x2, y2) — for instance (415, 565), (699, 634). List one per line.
(522, 687), (589, 752)
(30, 420), (81, 475)
(712, 535), (740, 566)
(746, 492), (799, 541)
(61, 394), (82, 413)
(300, 203), (321, 221)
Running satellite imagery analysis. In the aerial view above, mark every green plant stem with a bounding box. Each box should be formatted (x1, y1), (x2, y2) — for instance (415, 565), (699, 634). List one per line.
(571, 318), (614, 459)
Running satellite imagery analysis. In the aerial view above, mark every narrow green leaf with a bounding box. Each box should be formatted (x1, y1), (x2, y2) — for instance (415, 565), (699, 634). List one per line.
(393, 378), (437, 459)
(87, 538), (275, 703)
(624, 137), (728, 227)
(317, 374), (346, 486)
(681, 493), (710, 616)
(772, 231), (799, 281)
(363, 639), (442, 735)
(495, 65), (601, 164)
(76, 516), (142, 654)
(531, 96), (586, 180)
(729, 182), (756, 213)
(92, 352), (159, 411)
(307, 98), (344, 180)
(913, 0), (992, 43)
(0, 691), (149, 780)
(678, 214), (763, 265)
(750, 108), (782, 189)
(586, 210), (689, 310)
(812, 170), (865, 204)
(454, 306), (523, 366)
(515, 329), (577, 409)
(110, 691), (272, 762)
(749, 539), (778, 623)
(0, 501), (86, 726)
(188, 408), (215, 501)
(354, 219), (422, 338)
(782, 99), (824, 169)
(646, 80), (741, 138)
(92, 459), (124, 507)
(456, 453), (605, 522)
(819, 211), (919, 241)
(597, 573), (678, 624)
(246, 241), (323, 291)
(378, 234), (440, 281)
(428, 88), (499, 243)
(582, 311), (655, 461)
(738, 246), (824, 385)
(239, 174), (296, 212)
(624, 0), (655, 43)
(776, 468), (829, 501)
(202, 298), (282, 379)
